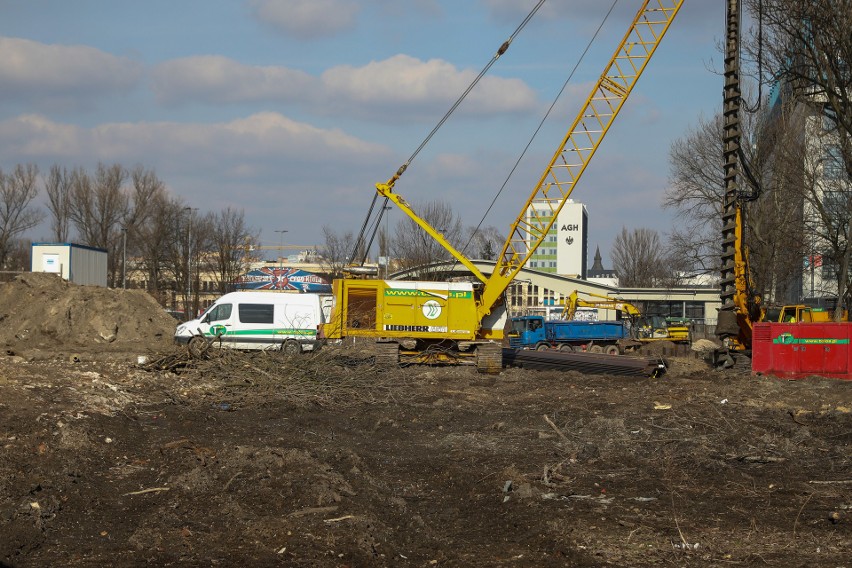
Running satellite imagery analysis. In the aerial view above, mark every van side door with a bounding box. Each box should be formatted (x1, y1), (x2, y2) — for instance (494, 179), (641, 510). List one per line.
(202, 303), (234, 342)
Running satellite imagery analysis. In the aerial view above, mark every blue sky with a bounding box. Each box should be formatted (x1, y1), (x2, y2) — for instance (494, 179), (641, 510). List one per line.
(0, 0), (724, 267)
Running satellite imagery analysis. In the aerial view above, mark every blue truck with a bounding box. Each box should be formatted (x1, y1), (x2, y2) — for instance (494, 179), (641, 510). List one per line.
(508, 315), (629, 355)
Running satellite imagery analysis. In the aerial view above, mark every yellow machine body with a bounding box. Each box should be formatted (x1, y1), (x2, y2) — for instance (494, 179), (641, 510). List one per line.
(323, 279), (505, 342)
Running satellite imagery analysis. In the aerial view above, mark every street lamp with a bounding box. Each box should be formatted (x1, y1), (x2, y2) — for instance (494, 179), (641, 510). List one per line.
(275, 229), (288, 269)
(121, 226), (127, 289)
(184, 207), (198, 319)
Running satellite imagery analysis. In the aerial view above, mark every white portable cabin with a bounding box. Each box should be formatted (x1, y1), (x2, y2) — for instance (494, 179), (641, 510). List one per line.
(31, 242), (108, 287)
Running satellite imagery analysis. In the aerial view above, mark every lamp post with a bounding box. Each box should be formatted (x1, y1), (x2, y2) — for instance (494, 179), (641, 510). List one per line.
(184, 207), (197, 319)
(275, 229), (288, 269)
(121, 226), (127, 289)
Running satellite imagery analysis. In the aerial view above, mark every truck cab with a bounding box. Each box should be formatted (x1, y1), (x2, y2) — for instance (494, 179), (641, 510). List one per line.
(507, 315), (547, 350)
(765, 305), (848, 323)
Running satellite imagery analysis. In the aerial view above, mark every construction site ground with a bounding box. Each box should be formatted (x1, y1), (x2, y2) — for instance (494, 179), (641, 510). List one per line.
(0, 274), (849, 567)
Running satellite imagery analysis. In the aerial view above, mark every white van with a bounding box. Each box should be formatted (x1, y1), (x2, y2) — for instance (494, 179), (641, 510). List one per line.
(174, 291), (332, 354)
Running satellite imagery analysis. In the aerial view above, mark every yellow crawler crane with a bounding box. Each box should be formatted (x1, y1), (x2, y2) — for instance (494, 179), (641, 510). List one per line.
(324, 1), (684, 372)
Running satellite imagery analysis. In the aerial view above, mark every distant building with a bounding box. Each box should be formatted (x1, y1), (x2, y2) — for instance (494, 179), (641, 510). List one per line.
(587, 246), (618, 287)
(524, 199), (588, 278)
(31, 242), (108, 287)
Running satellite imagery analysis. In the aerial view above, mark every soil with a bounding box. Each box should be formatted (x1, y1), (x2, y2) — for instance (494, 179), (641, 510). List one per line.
(0, 275), (850, 567)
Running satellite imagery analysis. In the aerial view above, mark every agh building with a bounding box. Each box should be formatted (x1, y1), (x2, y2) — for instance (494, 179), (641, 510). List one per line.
(524, 199), (588, 278)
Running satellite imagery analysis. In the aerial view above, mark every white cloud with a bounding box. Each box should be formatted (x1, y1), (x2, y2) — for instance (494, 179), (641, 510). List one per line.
(249, 0), (360, 39)
(0, 112), (389, 176)
(0, 36), (141, 102)
(148, 53), (538, 120)
(320, 54), (538, 119)
(151, 56), (317, 105)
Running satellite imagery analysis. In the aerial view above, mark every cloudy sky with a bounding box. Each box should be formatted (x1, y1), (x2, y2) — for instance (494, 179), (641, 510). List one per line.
(0, 0), (724, 266)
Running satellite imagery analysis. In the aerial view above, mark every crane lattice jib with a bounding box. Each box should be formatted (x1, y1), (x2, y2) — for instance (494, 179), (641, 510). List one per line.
(477, 0), (683, 320)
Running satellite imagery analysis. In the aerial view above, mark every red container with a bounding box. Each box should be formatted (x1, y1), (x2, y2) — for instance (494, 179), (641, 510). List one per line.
(752, 322), (852, 380)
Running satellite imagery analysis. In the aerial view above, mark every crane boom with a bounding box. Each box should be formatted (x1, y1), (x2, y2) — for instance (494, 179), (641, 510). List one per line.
(475, 0), (683, 322)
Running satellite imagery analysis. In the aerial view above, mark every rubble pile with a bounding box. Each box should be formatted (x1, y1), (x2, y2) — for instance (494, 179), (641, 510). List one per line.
(0, 272), (176, 353)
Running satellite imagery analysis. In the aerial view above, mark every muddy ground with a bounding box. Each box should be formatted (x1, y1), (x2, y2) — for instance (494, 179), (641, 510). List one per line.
(0, 275), (850, 567)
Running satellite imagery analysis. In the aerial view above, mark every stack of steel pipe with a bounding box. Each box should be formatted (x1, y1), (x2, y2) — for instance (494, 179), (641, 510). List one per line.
(502, 348), (666, 377)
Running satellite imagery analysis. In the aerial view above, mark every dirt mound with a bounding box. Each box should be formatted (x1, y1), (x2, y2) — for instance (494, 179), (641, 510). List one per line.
(0, 272), (176, 354)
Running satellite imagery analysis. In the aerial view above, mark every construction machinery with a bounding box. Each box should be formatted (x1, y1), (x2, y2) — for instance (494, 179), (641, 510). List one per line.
(560, 290), (691, 344)
(713, 0), (846, 366)
(561, 290), (641, 321)
(508, 314), (630, 354)
(715, 0), (760, 358)
(323, 1), (684, 371)
(764, 305), (848, 323)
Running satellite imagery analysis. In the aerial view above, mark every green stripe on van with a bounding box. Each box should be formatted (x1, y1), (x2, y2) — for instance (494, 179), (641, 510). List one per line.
(204, 329), (316, 337)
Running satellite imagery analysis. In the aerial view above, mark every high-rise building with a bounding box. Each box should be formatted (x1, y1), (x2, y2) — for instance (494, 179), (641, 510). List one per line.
(524, 199), (588, 277)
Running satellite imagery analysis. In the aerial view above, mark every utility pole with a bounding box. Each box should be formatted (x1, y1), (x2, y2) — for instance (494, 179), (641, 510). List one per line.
(275, 229), (288, 269)
(184, 207), (197, 319)
(122, 227), (127, 289)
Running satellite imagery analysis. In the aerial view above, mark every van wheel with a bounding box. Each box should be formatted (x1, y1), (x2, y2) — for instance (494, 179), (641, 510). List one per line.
(188, 336), (208, 359)
(282, 340), (301, 356)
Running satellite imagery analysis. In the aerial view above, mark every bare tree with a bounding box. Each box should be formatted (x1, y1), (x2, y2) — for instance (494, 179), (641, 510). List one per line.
(133, 194), (184, 299)
(0, 164), (45, 269)
(610, 227), (670, 287)
(70, 163), (128, 248)
(208, 207), (258, 294)
(44, 164), (74, 242)
(69, 163), (130, 285)
(319, 225), (355, 278)
(391, 200), (462, 279)
(665, 115), (725, 277)
(743, 0), (852, 311)
(463, 225), (505, 261)
(5, 239), (31, 272)
(665, 102), (806, 304)
(125, 166), (165, 232)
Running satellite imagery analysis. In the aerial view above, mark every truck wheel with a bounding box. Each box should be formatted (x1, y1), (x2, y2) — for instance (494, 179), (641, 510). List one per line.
(282, 339), (301, 356)
(535, 343), (550, 351)
(589, 345), (604, 354)
(605, 345), (620, 356)
(558, 344), (574, 352)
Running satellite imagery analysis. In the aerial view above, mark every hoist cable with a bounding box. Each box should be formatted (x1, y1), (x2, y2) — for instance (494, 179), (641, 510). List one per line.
(457, 0), (620, 262)
(350, 0), (546, 266)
